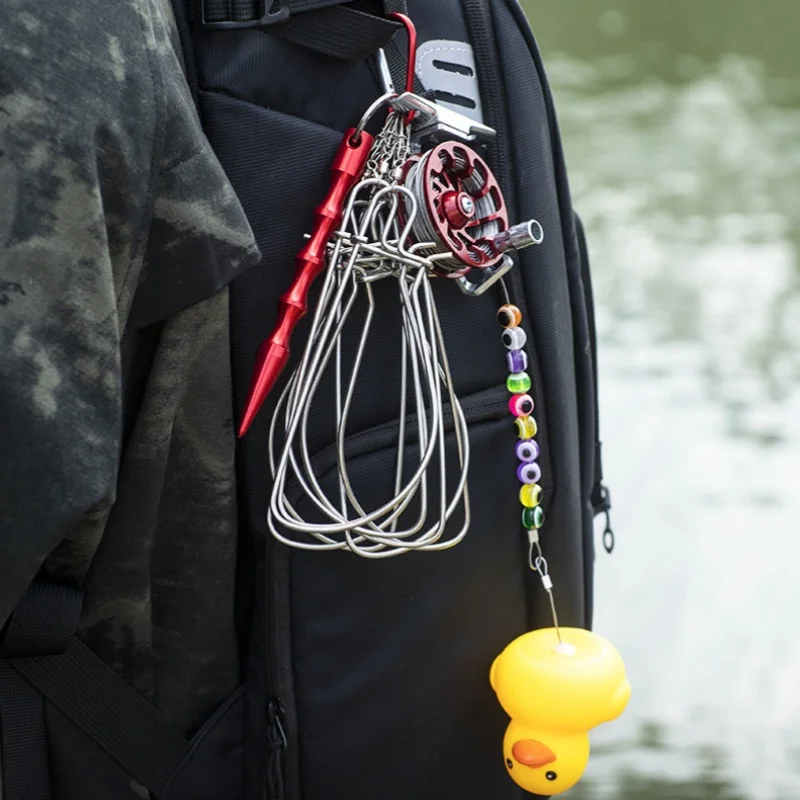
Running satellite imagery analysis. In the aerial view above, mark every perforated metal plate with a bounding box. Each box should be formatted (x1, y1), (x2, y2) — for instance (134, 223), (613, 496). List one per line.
(415, 39), (484, 124)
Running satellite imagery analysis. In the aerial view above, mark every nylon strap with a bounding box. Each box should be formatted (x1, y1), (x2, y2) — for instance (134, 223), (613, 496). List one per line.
(0, 665), (49, 800)
(195, 0), (407, 61)
(0, 582), (84, 799)
(0, 583), (191, 799)
(271, 4), (402, 60)
(382, 35), (425, 94)
(12, 639), (191, 798)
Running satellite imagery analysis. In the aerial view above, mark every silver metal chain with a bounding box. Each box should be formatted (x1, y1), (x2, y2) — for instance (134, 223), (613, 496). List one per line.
(364, 111), (410, 180)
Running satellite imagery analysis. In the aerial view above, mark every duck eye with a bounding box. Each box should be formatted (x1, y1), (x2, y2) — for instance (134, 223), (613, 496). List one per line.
(546, 771), (557, 781)
(506, 758), (513, 769)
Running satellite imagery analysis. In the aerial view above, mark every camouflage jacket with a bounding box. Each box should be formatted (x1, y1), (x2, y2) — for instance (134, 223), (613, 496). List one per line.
(0, 0), (260, 732)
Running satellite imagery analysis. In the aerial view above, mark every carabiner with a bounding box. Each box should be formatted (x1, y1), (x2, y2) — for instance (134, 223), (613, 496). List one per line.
(387, 12), (418, 95)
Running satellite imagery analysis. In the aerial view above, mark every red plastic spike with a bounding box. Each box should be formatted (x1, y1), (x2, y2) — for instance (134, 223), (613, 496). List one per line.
(238, 128), (375, 437)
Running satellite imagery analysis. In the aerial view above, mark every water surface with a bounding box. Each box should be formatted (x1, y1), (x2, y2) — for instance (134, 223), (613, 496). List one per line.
(520, 3), (800, 797)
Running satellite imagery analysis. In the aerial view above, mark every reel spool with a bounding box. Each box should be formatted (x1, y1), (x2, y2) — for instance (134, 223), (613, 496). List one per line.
(403, 141), (509, 276)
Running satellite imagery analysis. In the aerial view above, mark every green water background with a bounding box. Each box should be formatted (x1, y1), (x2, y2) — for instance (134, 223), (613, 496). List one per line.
(520, 2), (800, 798)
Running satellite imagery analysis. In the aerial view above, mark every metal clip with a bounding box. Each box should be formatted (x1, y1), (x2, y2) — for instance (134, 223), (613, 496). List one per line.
(456, 255), (514, 297)
(375, 49), (396, 95)
(391, 91), (496, 147)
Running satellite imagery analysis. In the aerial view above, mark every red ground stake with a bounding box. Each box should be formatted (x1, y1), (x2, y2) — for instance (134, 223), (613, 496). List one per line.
(238, 128), (375, 437)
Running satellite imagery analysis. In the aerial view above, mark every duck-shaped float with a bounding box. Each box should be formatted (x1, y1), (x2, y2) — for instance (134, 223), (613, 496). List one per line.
(490, 626), (630, 796)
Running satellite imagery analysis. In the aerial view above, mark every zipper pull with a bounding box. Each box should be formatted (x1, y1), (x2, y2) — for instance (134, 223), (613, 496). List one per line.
(264, 699), (287, 800)
(593, 484), (615, 554)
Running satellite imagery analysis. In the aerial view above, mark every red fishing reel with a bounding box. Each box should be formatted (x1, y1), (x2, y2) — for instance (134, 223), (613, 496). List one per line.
(403, 141), (510, 276)
(237, 10), (543, 439)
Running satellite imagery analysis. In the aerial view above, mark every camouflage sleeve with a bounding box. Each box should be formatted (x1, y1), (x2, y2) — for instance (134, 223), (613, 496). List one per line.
(0, 6), (149, 629)
(0, 0), (258, 628)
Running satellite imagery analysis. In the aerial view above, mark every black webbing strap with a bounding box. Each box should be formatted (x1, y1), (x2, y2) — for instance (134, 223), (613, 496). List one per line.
(13, 639), (192, 798)
(194, 0), (407, 61)
(0, 665), (49, 800)
(0, 582), (83, 800)
(268, 3), (401, 60)
(0, 583), (81, 659)
(201, 0), (343, 20)
(381, 35), (425, 94)
(0, 583), (191, 799)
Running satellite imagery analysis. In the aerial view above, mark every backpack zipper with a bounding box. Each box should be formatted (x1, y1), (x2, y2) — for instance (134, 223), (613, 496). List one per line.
(264, 544), (297, 800)
(574, 213), (615, 553)
(264, 698), (288, 800)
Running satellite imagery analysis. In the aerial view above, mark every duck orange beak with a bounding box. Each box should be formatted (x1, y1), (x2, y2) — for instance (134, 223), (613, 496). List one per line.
(512, 739), (557, 769)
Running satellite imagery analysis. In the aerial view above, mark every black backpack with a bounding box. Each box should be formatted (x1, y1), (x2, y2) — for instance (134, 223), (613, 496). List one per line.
(0, 1), (611, 798)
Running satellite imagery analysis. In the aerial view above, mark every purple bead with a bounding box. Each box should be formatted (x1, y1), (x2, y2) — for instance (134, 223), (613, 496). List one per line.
(506, 349), (528, 373)
(517, 461), (542, 484)
(515, 439), (540, 463)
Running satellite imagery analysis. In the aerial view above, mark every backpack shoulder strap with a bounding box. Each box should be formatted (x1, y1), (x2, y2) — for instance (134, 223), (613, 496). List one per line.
(0, 582), (191, 800)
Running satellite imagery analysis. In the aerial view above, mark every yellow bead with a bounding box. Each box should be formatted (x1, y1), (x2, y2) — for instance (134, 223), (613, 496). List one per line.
(514, 416), (538, 439)
(520, 484), (542, 508)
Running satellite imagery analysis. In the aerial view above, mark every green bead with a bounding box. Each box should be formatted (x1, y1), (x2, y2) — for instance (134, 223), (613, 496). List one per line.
(515, 416), (538, 439)
(520, 483), (542, 508)
(522, 505), (545, 529)
(507, 371), (532, 394)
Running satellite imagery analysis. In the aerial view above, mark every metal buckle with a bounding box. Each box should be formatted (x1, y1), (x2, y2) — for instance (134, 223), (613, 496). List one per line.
(198, 0), (290, 30)
(456, 255), (515, 297)
(392, 91), (496, 147)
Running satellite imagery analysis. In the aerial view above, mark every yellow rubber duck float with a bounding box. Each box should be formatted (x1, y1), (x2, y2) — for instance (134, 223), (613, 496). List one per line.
(490, 626), (630, 796)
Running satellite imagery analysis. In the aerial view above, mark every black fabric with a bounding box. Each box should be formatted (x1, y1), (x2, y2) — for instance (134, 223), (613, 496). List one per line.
(201, 0), (283, 21)
(382, 37), (425, 94)
(0, 2), (604, 798)
(201, 0), (400, 19)
(0, 583), (83, 800)
(12, 639), (191, 797)
(480, 0), (594, 629)
(267, 5), (400, 60)
(173, 0), (201, 107)
(1, 1), (256, 798)
(0, 664), (49, 800)
(193, 0), (563, 793)
(196, 0), (405, 61)
(575, 214), (607, 514)
(44, 703), (152, 800)
(201, 0), (352, 22)
(498, 0), (602, 624)
(194, 30), (380, 132)
(0, 583), (82, 659)
(0, 582), (190, 798)
(200, 82), (532, 798)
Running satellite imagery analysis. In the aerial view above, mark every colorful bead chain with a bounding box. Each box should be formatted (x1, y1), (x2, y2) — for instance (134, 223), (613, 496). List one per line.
(497, 304), (545, 536)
